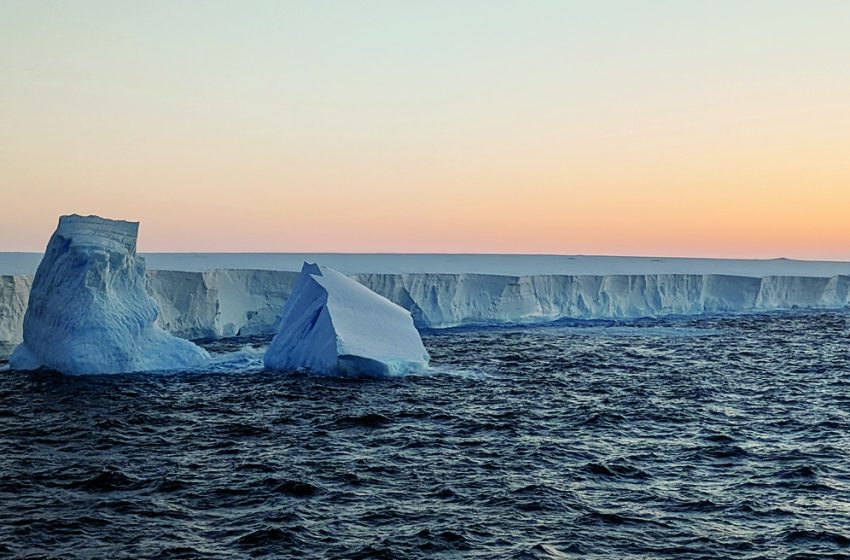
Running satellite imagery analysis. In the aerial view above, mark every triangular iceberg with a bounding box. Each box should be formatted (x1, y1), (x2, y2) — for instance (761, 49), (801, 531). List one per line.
(10, 215), (209, 374)
(263, 263), (429, 376)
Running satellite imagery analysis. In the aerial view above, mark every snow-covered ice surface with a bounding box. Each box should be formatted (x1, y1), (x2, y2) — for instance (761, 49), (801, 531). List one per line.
(8, 215), (209, 375)
(264, 263), (429, 377)
(3, 252), (850, 277)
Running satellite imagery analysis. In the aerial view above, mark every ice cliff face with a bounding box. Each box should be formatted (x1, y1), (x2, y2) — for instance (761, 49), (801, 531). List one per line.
(148, 271), (850, 332)
(2, 267), (849, 361)
(148, 269), (299, 339)
(264, 264), (429, 377)
(8, 215), (209, 374)
(0, 275), (32, 357)
(354, 273), (768, 327)
(356, 273), (850, 326)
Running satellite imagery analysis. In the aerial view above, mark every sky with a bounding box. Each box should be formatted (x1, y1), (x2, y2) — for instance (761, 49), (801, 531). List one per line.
(1, 1), (849, 258)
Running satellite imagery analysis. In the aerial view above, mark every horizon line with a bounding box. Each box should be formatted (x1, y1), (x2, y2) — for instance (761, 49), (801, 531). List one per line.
(2, 250), (849, 264)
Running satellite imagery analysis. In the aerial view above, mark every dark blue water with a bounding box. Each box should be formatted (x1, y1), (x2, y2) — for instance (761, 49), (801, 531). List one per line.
(1, 311), (849, 559)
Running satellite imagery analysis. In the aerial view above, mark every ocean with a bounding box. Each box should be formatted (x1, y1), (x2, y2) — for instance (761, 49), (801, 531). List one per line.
(1, 311), (849, 559)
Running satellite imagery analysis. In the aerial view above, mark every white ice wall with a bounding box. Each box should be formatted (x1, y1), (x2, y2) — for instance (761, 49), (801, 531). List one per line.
(0, 275), (32, 357)
(2, 270), (849, 359)
(148, 269), (299, 339)
(350, 273), (786, 326)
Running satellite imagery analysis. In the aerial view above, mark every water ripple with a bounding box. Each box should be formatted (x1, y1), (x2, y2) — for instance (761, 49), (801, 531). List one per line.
(1, 311), (849, 558)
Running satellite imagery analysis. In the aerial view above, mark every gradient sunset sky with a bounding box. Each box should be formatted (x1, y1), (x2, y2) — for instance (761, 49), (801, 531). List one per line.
(1, 1), (848, 257)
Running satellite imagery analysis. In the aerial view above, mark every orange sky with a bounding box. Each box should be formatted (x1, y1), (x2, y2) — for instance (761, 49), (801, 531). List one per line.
(1, 2), (849, 258)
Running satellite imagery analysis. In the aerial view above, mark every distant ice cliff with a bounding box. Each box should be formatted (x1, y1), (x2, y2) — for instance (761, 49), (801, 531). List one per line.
(2, 268), (849, 359)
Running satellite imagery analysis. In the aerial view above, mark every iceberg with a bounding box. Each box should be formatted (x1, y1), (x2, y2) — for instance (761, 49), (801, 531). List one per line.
(9, 215), (209, 375)
(263, 263), (429, 377)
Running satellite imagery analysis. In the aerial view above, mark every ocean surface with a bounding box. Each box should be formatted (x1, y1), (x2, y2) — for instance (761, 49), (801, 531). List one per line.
(1, 311), (849, 559)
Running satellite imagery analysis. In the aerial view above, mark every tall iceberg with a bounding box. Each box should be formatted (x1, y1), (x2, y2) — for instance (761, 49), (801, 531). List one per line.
(9, 215), (209, 375)
(264, 263), (429, 377)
